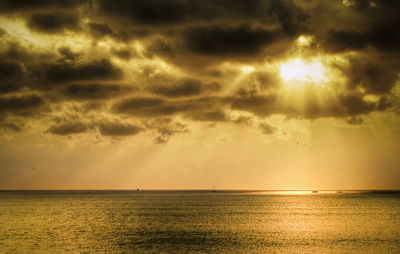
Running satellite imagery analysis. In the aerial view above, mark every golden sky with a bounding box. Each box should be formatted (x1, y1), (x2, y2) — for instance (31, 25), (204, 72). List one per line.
(0, 0), (399, 189)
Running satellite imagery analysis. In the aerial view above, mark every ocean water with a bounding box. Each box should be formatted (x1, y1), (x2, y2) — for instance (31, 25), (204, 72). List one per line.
(0, 190), (400, 253)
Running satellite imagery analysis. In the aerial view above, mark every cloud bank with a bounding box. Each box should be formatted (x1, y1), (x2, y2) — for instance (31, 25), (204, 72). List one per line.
(0, 0), (399, 141)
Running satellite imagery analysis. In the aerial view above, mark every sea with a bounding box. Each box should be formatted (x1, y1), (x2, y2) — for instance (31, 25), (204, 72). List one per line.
(0, 190), (399, 253)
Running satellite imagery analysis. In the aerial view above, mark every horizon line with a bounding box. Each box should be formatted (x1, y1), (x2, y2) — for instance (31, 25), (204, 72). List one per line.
(1, 188), (400, 192)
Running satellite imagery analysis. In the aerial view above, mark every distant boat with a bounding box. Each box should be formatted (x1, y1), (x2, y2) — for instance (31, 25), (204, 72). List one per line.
(337, 191), (343, 193)
(312, 190), (318, 193)
(136, 188), (140, 191)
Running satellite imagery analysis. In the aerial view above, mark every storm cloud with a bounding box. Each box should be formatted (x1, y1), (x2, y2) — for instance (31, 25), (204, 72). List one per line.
(28, 13), (80, 33)
(42, 59), (122, 84)
(47, 121), (88, 135)
(0, 0), (85, 12)
(98, 122), (142, 136)
(0, 95), (45, 114)
(0, 0), (399, 140)
(63, 83), (134, 100)
(149, 79), (203, 98)
(0, 61), (23, 81)
(184, 25), (279, 56)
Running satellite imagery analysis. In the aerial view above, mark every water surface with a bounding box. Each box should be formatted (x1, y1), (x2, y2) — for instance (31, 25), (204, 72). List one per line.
(1, 190), (399, 253)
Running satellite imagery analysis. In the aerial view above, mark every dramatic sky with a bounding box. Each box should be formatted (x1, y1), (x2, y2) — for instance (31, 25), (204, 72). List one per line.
(0, 0), (399, 189)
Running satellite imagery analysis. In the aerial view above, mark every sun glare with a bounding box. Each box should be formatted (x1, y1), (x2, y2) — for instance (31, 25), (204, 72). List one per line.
(280, 58), (327, 85)
(241, 66), (255, 73)
(297, 35), (312, 46)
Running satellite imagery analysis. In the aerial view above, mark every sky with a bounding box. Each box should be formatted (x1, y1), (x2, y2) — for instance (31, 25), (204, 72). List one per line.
(0, 0), (399, 190)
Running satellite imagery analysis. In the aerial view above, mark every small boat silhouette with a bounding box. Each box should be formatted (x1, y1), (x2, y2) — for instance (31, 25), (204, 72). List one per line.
(312, 190), (318, 193)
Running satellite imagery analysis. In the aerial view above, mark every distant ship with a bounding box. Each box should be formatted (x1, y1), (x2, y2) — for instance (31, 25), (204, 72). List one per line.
(312, 190), (319, 193)
(337, 190), (343, 193)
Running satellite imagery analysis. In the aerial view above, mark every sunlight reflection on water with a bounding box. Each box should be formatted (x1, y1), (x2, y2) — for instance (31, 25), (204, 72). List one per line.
(0, 190), (399, 253)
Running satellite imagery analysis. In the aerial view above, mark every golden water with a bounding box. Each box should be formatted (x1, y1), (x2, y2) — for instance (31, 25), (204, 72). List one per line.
(1, 191), (399, 253)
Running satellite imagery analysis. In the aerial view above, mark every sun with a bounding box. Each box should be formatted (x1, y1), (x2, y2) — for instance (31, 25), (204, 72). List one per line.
(280, 58), (327, 85)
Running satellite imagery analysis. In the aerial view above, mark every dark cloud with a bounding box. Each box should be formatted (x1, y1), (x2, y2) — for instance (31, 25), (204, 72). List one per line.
(0, 0), (399, 139)
(231, 94), (278, 117)
(0, 0), (84, 12)
(323, 23), (400, 54)
(336, 94), (375, 115)
(149, 79), (202, 98)
(268, 0), (308, 35)
(63, 83), (133, 100)
(81, 101), (106, 113)
(259, 122), (275, 135)
(0, 42), (43, 62)
(42, 59), (122, 83)
(0, 95), (45, 114)
(87, 22), (113, 37)
(0, 83), (21, 94)
(325, 30), (369, 52)
(154, 136), (168, 144)
(0, 122), (24, 132)
(209, 0), (266, 19)
(348, 0), (371, 11)
(232, 116), (253, 126)
(57, 47), (81, 61)
(203, 82), (221, 92)
(187, 110), (228, 122)
(147, 38), (174, 57)
(112, 49), (133, 60)
(98, 0), (194, 25)
(28, 13), (80, 33)
(47, 118), (144, 137)
(229, 89), (387, 119)
(235, 71), (280, 98)
(317, 1), (400, 55)
(87, 22), (149, 42)
(367, 20), (400, 52)
(184, 25), (279, 56)
(144, 118), (187, 143)
(114, 96), (229, 118)
(0, 61), (23, 81)
(378, 96), (392, 111)
(94, 0), (309, 51)
(118, 28), (151, 39)
(355, 1), (400, 51)
(347, 116), (364, 125)
(98, 122), (142, 136)
(113, 97), (179, 117)
(47, 121), (87, 135)
(299, 93), (385, 119)
(114, 97), (164, 110)
(97, 0), (307, 31)
(98, 5), (306, 75)
(336, 55), (399, 94)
